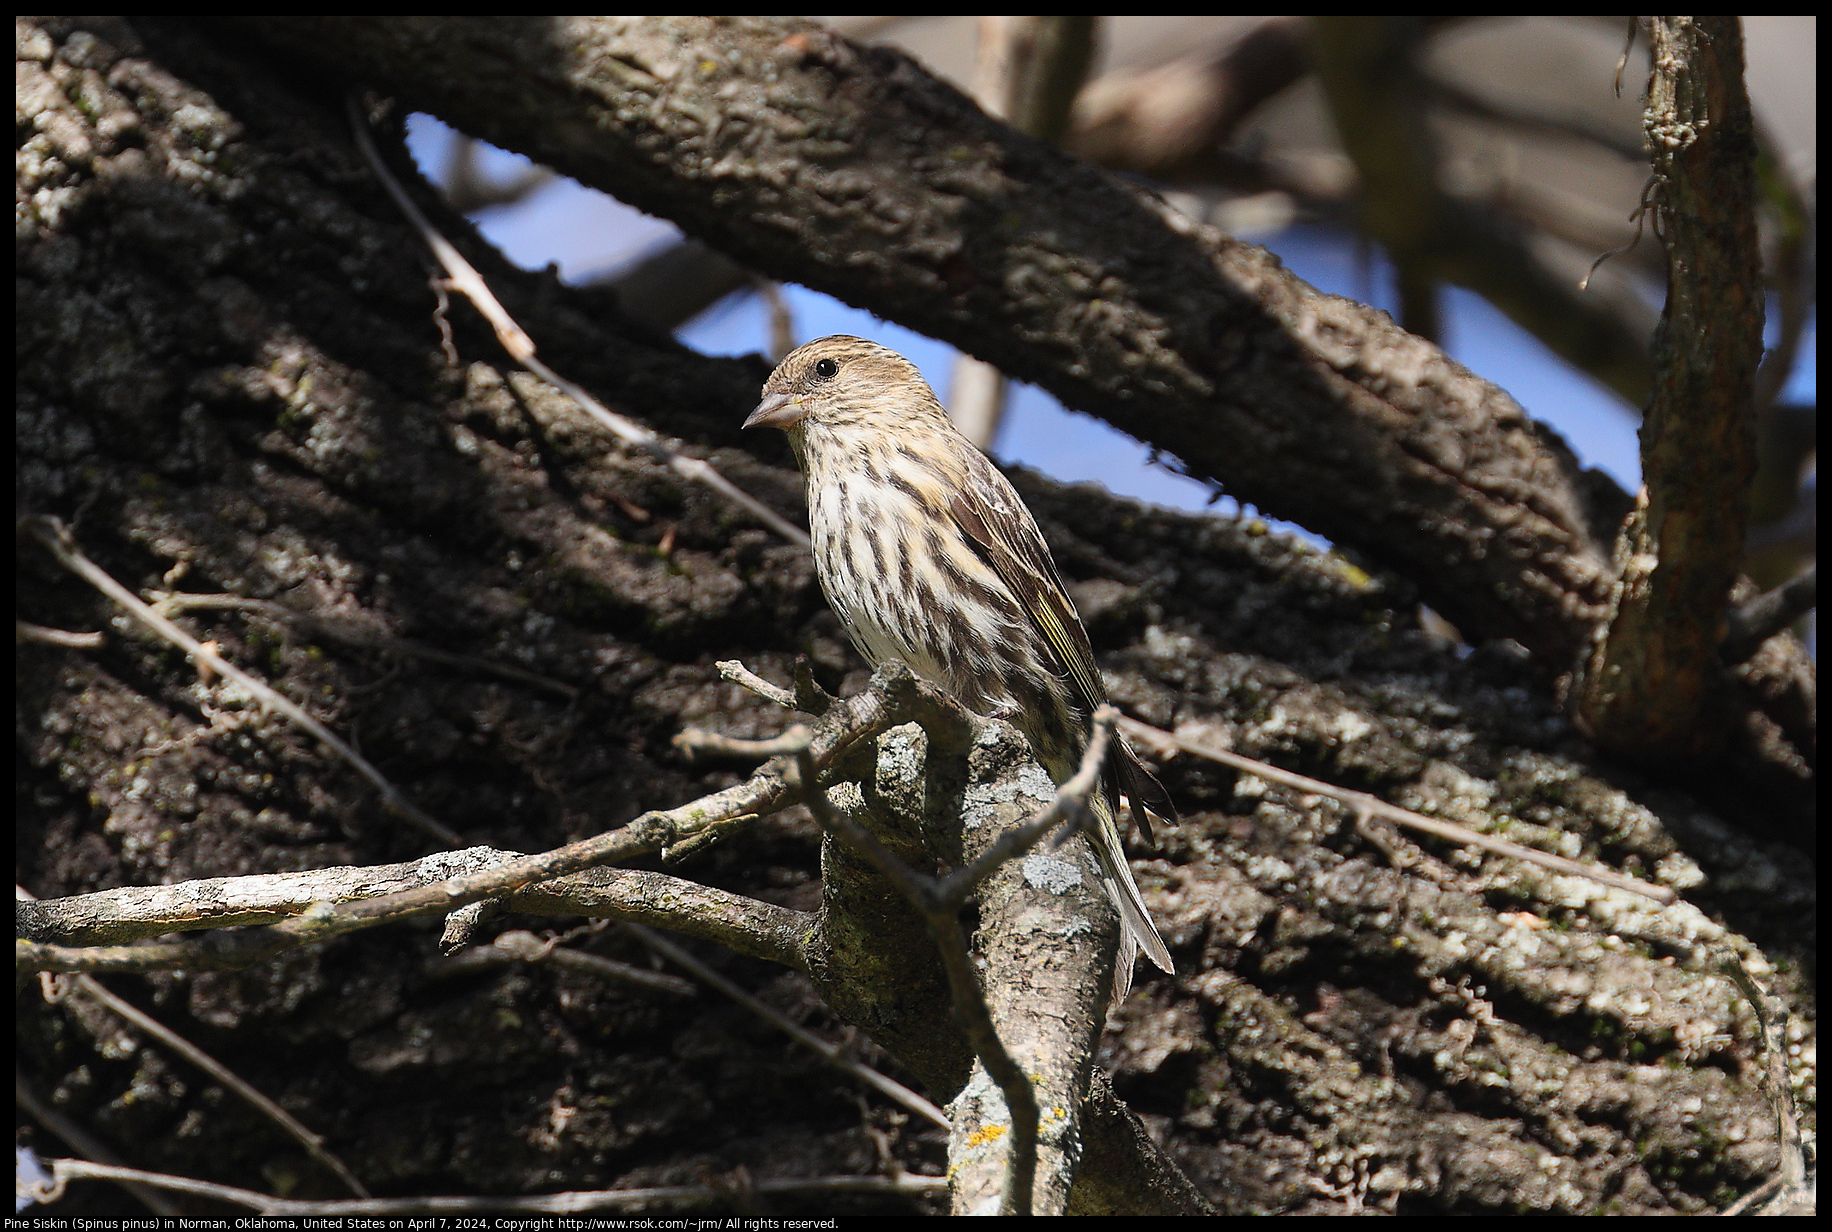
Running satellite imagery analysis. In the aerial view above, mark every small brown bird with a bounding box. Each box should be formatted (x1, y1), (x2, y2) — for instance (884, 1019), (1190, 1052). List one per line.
(745, 335), (1176, 993)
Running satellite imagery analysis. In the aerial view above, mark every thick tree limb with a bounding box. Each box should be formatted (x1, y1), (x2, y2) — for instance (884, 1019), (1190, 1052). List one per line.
(238, 15), (1622, 672)
(16, 18), (1811, 1214)
(1576, 18), (1764, 766)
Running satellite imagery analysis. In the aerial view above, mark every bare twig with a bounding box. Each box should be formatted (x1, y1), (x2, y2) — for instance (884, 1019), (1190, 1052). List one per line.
(627, 924), (948, 1130)
(148, 591), (579, 699)
(477, 929), (699, 996)
(63, 975), (369, 1197)
(792, 658), (837, 715)
(714, 658), (797, 709)
(34, 1157), (945, 1216)
(16, 1073), (179, 1216)
(673, 727), (817, 761)
(25, 516), (463, 847)
(1723, 565), (1816, 665)
(16, 619), (104, 648)
(346, 96), (810, 550)
(17, 663), (955, 977)
(1116, 716), (1676, 904)
(1717, 955), (1807, 1212)
(715, 656), (836, 718)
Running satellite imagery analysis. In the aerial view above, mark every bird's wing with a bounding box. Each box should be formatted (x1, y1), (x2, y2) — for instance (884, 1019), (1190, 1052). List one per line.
(948, 455), (1177, 831)
(948, 456), (1105, 717)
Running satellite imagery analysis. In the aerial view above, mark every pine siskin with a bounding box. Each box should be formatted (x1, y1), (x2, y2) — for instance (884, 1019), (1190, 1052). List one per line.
(745, 335), (1176, 993)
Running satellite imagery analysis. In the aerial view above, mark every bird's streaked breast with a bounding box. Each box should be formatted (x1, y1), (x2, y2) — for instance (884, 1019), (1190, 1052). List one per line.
(802, 430), (1049, 714)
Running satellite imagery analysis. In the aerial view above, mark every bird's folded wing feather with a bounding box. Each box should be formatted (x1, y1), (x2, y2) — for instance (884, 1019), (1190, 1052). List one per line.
(948, 458), (1105, 716)
(948, 456), (1177, 831)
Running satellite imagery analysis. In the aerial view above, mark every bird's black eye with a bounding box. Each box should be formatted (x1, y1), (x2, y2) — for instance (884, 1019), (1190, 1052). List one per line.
(812, 357), (840, 381)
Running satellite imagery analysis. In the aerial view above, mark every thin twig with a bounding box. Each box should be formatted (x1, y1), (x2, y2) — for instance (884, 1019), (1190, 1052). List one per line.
(16, 1073), (179, 1216)
(16, 619), (105, 648)
(1115, 715), (1676, 904)
(36, 1158), (946, 1216)
(1717, 955), (1806, 1202)
(792, 657), (837, 715)
(26, 516), (463, 847)
(715, 658), (798, 709)
(346, 96), (810, 550)
(673, 727), (814, 762)
(1722, 565), (1816, 664)
(67, 974), (370, 1197)
(483, 929), (699, 996)
(149, 591), (579, 698)
(627, 923), (948, 1130)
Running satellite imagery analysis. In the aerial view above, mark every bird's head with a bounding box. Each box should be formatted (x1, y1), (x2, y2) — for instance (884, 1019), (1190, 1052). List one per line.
(744, 335), (953, 441)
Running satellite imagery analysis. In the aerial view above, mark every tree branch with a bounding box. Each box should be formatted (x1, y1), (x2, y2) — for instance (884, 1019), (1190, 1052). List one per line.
(16, 662), (954, 977)
(237, 15), (1622, 671)
(1576, 18), (1765, 765)
(1722, 565), (1816, 666)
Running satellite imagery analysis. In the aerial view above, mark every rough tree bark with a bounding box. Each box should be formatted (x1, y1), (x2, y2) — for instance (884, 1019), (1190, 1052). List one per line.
(17, 16), (1814, 1217)
(233, 15), (1624, 671)
(227, 14), (1815, 839)
(1576, 17), (1765, 766)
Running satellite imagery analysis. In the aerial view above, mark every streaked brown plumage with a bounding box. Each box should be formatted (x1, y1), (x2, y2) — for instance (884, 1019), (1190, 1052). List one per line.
(745, 335), (1176, 992)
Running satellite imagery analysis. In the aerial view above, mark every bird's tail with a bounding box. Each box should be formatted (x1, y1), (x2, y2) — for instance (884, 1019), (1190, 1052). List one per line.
(1024, 722), (1174, 1003)
(1088, 787), (1172, 1005)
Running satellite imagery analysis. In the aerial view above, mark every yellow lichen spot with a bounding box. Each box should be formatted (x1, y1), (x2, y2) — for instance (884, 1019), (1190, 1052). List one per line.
(965, 1124), (1009, 1148)
(1330, 557), (1375, 590)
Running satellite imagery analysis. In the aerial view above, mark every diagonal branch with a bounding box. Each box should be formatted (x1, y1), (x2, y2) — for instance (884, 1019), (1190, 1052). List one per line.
(237, 14), (1620, 671)
(27, 516), (464, 848)
(346, 96), (810, 551)
(1115, 716), (1676, 903)
(16, 663), (950, 978)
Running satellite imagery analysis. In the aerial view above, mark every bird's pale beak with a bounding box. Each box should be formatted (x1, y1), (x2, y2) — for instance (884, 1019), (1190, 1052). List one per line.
(744, 391), (805, 430)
